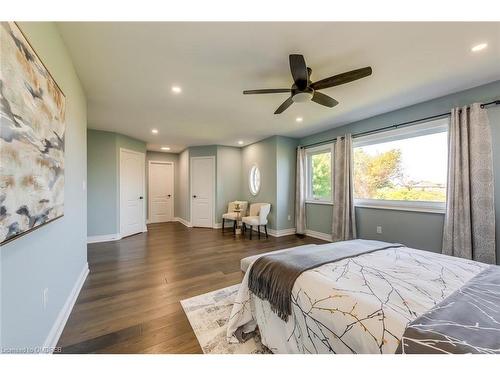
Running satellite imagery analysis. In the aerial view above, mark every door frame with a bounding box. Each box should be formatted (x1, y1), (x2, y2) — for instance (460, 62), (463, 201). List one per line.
(189, 156), (216, 228)
(148, 160), (175, 223)
(119, 147), (147, 237)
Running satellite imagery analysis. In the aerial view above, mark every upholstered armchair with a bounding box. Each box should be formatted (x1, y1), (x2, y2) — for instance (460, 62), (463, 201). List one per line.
(222, 201), (248, 233)
(242, 203), (271, 239)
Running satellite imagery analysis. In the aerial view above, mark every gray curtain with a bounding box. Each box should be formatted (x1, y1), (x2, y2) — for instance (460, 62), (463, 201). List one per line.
(332, 134), (356, 242)
(442, 103), (496, 264)
(295, 147), (306, 234)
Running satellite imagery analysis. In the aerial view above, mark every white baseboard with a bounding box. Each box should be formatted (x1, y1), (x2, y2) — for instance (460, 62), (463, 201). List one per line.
(87, 233), (122, 243)
(248, 226), (296, 237)
(278, 228), (296, 237)
(270, 228), (296, 237)
(176, 217), (220, 229)
(43, 262), (89, 353)
(305, 229), (332, 242)
(175, 217), (192, 227)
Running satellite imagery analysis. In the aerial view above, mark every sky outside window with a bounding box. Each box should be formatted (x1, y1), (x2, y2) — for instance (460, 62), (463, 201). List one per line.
(354, 131), (448, 202)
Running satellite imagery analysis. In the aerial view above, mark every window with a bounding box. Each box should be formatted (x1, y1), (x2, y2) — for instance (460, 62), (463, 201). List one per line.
(306, 145), (333, 203)
(249, 164), (261, 195)
(353, 118), (448, 211)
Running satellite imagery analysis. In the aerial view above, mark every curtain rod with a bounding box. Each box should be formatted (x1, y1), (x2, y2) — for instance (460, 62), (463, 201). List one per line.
(302, 99), (500, 149)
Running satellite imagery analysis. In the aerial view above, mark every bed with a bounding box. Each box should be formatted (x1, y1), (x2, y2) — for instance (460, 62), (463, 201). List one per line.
(226, 239), (499, 354)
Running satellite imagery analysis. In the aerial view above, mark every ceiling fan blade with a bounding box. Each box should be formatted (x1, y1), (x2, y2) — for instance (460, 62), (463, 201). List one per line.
(311, 91), (339, 108)
(311, 67), (372, 90)
(274, 97), (294, 114)
(243, 89), (290, 95)
(289, 54), (308, 90)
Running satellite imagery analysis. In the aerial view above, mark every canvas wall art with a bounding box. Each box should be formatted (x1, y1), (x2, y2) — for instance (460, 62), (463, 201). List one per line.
(0, 22), (66, 245)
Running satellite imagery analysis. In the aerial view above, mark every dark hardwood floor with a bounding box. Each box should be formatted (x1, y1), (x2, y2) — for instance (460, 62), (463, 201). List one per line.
(57, 222), (324, 353)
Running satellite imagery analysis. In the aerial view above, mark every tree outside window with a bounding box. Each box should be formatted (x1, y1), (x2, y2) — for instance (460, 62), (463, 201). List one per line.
(311, 152), (332, 200)
(306, 146), (333, 202)
(353, 131), (447, 203)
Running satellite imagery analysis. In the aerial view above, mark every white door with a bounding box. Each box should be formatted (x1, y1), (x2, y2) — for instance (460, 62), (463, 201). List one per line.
(120, 149), (145, 237)
(190, 157), (214, 228)
(149, 161), (174, 223)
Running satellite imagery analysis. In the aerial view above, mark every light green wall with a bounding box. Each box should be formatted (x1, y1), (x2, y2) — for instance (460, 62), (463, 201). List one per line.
(87, 130), (117, 236)
(239, 136), (299, 231)
(300, 80), (500, 260)
(305, 204), (332, 234)
(177, 149), (190, 221)
(276, 136), (298, 230)
(189, 145), (217, 158)
(356, 208), (445, 251)
(145, 151), (179, 220)
(216, 146), (242, 221)
(87, 129), (146, 236)
(116, 134), (147, 153)
(305, 200), (446, 252)
(1, 22), (87, 348)
(241, 136), (278, 229)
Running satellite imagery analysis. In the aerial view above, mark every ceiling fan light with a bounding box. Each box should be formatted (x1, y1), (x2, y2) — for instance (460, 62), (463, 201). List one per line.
(292, 92), (313, 103)
(471, 43), (488, 52)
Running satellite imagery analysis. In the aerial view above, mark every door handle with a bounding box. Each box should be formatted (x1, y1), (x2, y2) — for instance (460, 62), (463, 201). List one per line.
(139, 196), (144, 200)
(193, 195), (197, 198)
(167, 194), (171, 198)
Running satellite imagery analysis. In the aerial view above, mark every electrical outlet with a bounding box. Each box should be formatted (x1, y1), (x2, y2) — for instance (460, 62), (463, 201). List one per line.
(42, 288), (49, 310)
(287, 214), (291, 221)
(376, 226), (382, 234)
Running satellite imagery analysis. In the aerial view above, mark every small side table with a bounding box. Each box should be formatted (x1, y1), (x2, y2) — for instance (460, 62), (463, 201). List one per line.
(233, 208), (242, 235)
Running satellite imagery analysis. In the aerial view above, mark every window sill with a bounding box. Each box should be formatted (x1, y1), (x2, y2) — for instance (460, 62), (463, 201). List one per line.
(305, 200), (446, 214)
(305, 200), (333, 206)
(354, 203), (445, 214)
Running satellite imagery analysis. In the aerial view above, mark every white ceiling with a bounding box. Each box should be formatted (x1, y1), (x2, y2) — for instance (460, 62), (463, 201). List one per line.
(57, 22), (500, 153)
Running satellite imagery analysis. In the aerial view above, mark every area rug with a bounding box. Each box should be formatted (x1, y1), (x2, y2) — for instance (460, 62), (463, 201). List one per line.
(180, 284), (271, 354)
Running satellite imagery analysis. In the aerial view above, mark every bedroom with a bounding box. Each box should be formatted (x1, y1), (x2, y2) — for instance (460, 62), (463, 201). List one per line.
(1, 0), (500, 372)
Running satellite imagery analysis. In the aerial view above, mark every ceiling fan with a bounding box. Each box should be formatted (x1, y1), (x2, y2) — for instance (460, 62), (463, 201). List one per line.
(243, 54), (372, 114)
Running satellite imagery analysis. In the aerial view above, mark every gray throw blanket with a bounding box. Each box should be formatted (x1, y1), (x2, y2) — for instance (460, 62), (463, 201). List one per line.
(397, 265), (500, 354)
(248, 240), (403, 321)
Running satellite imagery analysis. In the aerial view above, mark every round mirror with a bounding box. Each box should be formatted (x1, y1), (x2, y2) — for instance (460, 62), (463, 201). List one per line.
(249, 165), (261, 196)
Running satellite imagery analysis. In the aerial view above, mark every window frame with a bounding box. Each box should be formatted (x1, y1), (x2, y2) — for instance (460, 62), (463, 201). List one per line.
(305, 143), (334, 204)
(249, 164), (261, 196)
(352, 117), (449, 213)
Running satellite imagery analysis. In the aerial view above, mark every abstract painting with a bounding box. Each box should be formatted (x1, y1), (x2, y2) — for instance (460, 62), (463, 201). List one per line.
(0, 22), (66, 245)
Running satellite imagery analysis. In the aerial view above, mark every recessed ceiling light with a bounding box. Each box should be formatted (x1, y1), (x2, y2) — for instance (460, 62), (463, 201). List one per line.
(161, 146), (171, 151)
(238, 140), (244, 145)
(296, 117), (303, 123)
(471, 43), (488, 52)
(171, 86), (182, 93)
(151, 129), (159, 134)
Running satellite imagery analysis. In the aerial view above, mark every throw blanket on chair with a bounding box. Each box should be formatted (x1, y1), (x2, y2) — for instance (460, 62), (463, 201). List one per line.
(397, 265), (500, 354)
(248, 239), (404, 321)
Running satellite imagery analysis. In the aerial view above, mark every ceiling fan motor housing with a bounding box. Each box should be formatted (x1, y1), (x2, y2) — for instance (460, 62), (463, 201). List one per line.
(292, 87), (314, 103)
